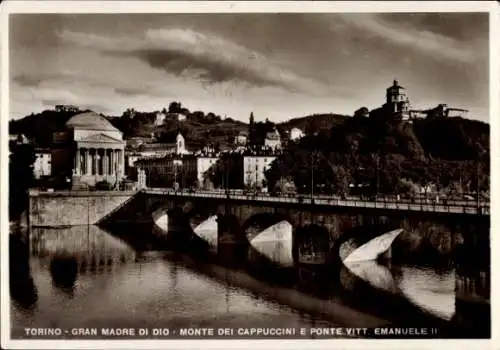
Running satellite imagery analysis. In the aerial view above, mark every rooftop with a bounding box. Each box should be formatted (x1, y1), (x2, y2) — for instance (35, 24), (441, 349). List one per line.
(66, 112), (119, 132)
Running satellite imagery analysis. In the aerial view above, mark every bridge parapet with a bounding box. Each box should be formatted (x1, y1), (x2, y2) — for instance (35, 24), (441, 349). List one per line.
(143, 189), (489, 216)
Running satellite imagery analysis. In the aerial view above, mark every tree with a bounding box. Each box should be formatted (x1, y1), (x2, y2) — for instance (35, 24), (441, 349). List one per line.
(324, 160), (349, 195)
(272, 177), (296, 195)
(396, 178), (419, 198)
(9, 142), (35, 220)
(207, 154), (244, 189)
(168, 102), (182, 113)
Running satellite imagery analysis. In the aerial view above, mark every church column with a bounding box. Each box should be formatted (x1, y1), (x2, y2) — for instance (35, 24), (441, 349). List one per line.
(103, 149), (109, 176)
(75, 147), (80, 175)
(109, 150), (115, 175)
(73, 149), (77, 176)
(115, 149), (120, 177)
(79, 148), (84, 175)
(86, 149), (92, 175)
(118, 149), (124, 178)
(94, 149), (99, 176)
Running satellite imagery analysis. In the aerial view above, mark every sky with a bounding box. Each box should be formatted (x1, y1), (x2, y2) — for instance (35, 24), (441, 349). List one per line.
(8, 12), (490, 122)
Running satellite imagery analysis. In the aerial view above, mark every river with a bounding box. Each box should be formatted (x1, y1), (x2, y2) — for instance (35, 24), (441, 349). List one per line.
(9, 222), (490, 339)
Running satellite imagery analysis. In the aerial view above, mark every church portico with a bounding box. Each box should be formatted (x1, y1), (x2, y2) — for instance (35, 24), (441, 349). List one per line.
(73, 144), (124, 187)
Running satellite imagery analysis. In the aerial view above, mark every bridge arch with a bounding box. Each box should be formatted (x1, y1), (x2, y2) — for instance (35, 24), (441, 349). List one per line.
(241, 211), (294, 239)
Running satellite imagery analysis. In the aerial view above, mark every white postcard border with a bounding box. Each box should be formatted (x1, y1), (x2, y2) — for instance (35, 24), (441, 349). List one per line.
(1, 1), (498, 349)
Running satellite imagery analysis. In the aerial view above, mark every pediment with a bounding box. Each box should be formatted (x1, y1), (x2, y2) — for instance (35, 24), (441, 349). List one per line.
(77, 133), (123, 143)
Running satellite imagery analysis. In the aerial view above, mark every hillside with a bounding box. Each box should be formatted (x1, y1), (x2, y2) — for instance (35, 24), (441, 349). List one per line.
(9, 109), (93, 148)
(9, 105), (348, 151)
(265, 114), (490, 196)
(279, 113), (349, 134)
(8, 106), (250, 150)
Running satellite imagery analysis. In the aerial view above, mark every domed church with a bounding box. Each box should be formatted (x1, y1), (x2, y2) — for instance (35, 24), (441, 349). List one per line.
(52, 111), (125, 189)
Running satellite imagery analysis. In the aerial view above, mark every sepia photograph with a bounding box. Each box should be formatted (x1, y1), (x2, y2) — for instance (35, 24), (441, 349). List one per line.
(1, 1), (497, 349)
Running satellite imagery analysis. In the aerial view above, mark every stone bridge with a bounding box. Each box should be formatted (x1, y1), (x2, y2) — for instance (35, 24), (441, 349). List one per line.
(102, 190), (489, 269)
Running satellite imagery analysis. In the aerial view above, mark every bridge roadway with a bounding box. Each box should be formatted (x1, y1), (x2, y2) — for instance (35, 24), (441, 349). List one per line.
(143, 189), (489, 216)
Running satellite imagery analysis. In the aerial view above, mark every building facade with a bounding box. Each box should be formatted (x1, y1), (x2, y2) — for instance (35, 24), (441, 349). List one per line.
(154, 111), (167, 126)
(243, 155), (276, 189)
(134, 133), (190, 158)
(234, 132), (248, 147)
(264, 129), (282, 150)
(52, 112), (125, 189)
(33, 149), (52, 179)
(196, 156), (219, 186)
(289, 128), (305, 141)
(135, 154), (198, 189)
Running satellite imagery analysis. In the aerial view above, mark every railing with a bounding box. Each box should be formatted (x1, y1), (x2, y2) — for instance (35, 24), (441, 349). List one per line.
(143, 188), (489, 216)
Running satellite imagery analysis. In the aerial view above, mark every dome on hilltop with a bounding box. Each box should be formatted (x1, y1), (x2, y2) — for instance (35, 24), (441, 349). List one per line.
(65, 112), (118, 131)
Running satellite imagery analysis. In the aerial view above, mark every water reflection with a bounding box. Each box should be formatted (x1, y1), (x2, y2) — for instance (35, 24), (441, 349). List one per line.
(343, 260), (397, 293)
(397, 266), (456, 321)
(10, 233), (38, 309)
(249, 221), (293, 268)
(193, 215), (218, 250)
(11, 225), (337, 337)
(10, 223), (490, 338)
(50, 256), (78, 294)
(341, 258), (456, 321)
(30, 225), (137, 274)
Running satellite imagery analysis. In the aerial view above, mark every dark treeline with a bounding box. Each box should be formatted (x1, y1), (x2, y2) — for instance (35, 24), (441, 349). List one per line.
(265, 115), (489, 196)
(9, 103), (248, 151)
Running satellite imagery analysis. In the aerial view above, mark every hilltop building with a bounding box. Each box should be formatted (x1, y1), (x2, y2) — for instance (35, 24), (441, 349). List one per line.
(52, 111), (125, 189)
(366, 79), (468, 122)
(383, 79), (411, 120)
(289, 128), (304, 141)
(154, 112), (167, 126)
(234, 131), (248, 147)
(264, 129), (282, 150)
(422, 103), (469, 119)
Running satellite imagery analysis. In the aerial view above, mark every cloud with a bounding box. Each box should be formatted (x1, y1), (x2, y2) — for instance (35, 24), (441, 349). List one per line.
(333, 14), (479, 64)
(56, 28), (329, 95)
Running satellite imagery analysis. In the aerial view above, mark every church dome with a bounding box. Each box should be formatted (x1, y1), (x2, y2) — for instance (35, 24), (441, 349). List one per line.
(66, 112), (118, 131)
